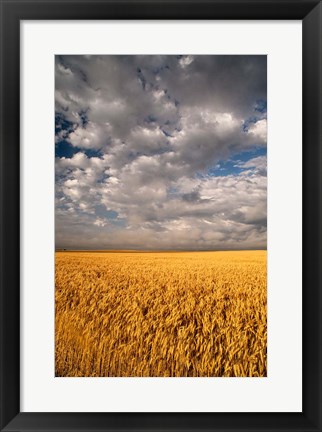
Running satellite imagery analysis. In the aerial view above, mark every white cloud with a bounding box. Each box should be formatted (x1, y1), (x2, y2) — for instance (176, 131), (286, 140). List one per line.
(68, 122), (112, 150)
(56, 166), (266, 249)
(247, 119), (267, 142)
(235, 155), (267, 176)
(179, 55), (194, 68)
(55, 55), (267, 250)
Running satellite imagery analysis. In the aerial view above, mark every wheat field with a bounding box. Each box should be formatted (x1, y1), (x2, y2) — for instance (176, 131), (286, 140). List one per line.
(55, 250), (267, 377)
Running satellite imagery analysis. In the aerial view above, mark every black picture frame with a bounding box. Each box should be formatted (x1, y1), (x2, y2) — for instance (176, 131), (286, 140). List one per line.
(0, 1), (321, 431)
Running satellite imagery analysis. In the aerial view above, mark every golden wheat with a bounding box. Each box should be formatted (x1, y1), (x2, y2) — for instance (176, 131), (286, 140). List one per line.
(55, 250), (267, 377)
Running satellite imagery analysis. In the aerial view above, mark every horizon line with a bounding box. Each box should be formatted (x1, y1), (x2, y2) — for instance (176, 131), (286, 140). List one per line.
(55, 248), (267, 252)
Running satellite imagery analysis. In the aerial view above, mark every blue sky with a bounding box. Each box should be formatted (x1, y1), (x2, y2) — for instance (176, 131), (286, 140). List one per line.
(208, 147), (266, 177)
(55, 55), (267, 250)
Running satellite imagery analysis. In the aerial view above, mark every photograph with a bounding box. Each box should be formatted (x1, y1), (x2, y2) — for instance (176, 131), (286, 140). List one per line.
(2, 0), (321, 428)
(55, 54), (267, 377)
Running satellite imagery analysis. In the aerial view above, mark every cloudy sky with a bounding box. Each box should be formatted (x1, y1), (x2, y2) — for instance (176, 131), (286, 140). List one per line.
(55, 55), (267, 250)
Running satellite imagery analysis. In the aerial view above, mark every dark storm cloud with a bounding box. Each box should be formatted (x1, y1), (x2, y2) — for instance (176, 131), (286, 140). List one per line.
(55, 55), (267, 250)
